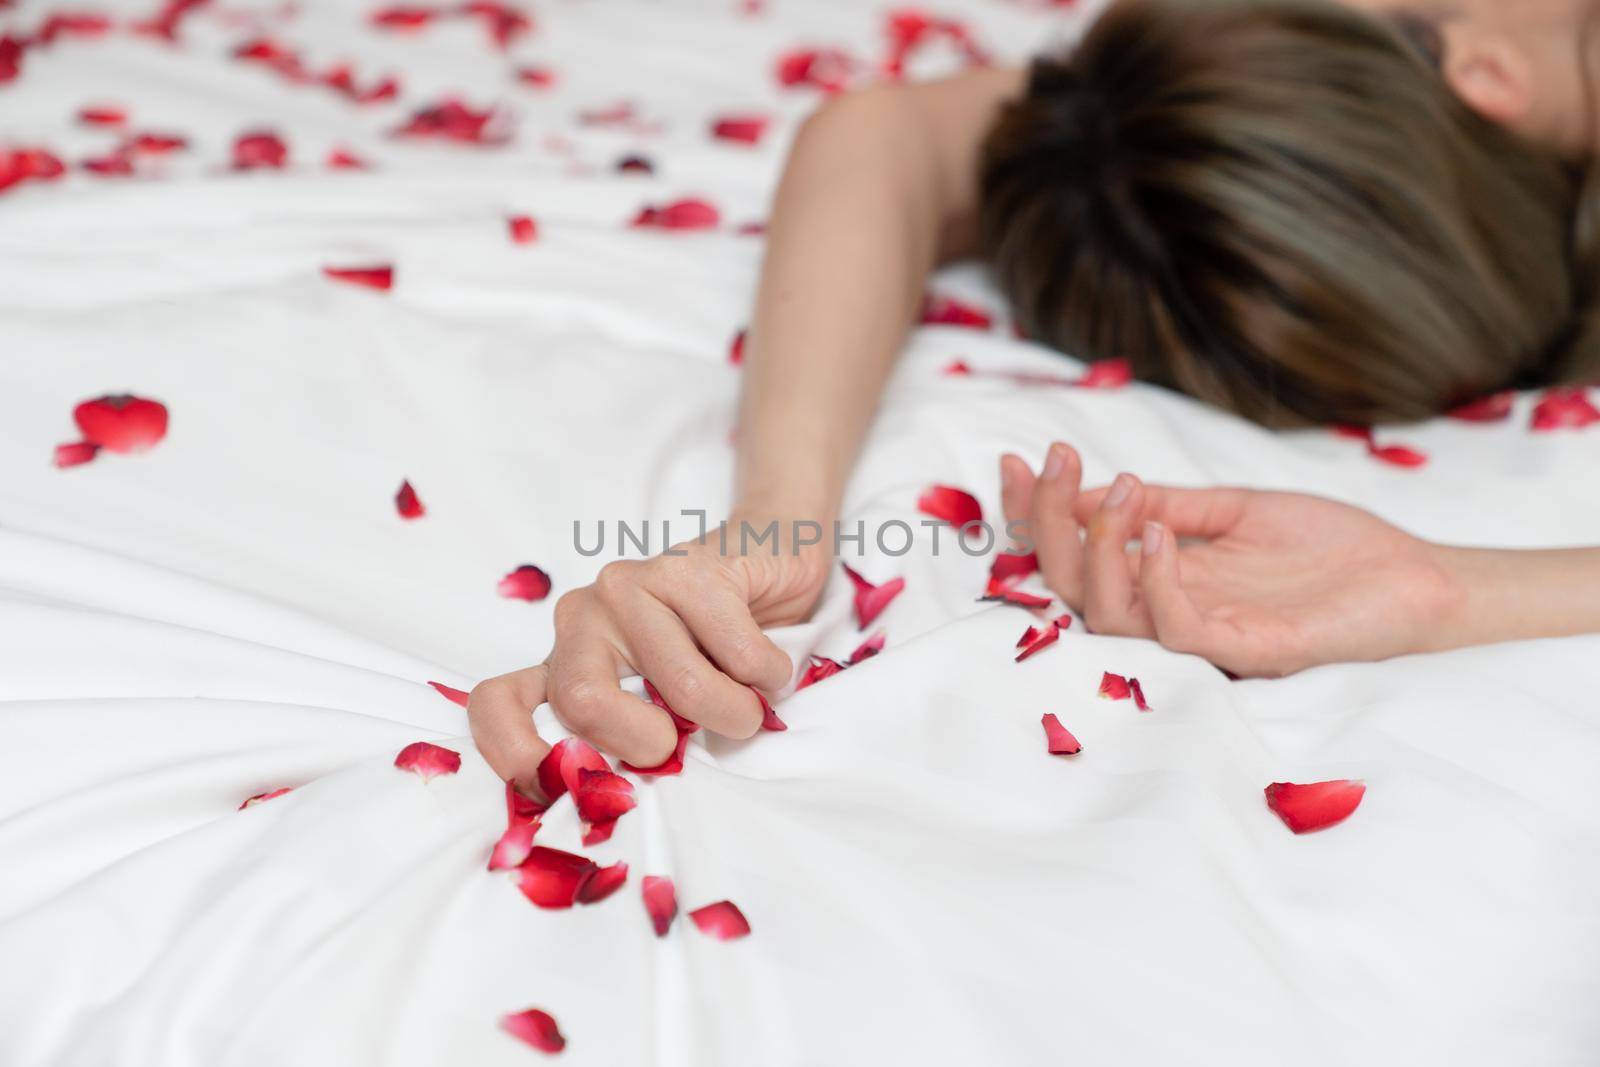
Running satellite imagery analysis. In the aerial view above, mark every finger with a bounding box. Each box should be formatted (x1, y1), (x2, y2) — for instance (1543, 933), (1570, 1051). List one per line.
(468, 666), (553, 801)
(615, 591), (767, 740)
(655, 582), (793, 692)
(1075, 485), (1250, 540)
(1030, 442), (1086, 606)
(1082, 473), (1154, 636)
(546, 596), (679, 767)
(999, 452), (1038, 544)
(1136, 521), (1212, 655)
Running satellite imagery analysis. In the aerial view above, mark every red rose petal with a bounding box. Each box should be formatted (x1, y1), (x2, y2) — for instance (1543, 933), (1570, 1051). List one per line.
(1447, 391), (1514, 423)
(630, 197), (720, 230)
(615, 154), (654, 175)
(1530, 387), (1600, 432)
(1075, 358), (1133, 388)
(711, 114), (770, 145)
(842, 563), (905, 629)
(535, 741), (569, 801)
(753, 687), (786, 732)
(53, 441), (100, 468)
(515, 65), (557, 88)
(239, 786), (293, 809)
(581, 818), (617, 846)
(557, 738), (611, 796)
(775, 47), (855, 92)
(620, 729), (689, 777)
(1041, 713), (1081, 755)
(488, 816), (541, 871)
(508, 214), (538, 244)
(81, 153), (135, 177)
(73, 395), (168, 454)
(642, 678), (699, 734)
(1264, 779), (1366, 834)
(917, 484), (983, 531)
(393, 741), (462, 781)
(0, 36), (24, 85)
(921, 293), (993, 330)
(500, 1008), (565, 1054)
(78, 106), (127, 127)
(984, 587), (1053, 610)
(641, 874), (677, 936)
(1098, 672), (1131, 701)
(689, 900), (751, 941)
(427, 680), (470, 707)
(128, 133), (187, 155)
(1015, 622), (1060, 662)
(395, 479), (425, 519)
(942, 358), (973, 376)
(728, 328), (746, 366)
(988, 551), (1038, 589)
(797, 655), (845, 690)
(847, 631), (885, 665)
(498, 563), (552, 601)
(576, 861), (628, 904)
(323, 265), (393, 291)
(1052, 612), (1074, 631)
(572, 768), (636, 824)
(1129, 677), (1151, 712)
(1369, 444), (1429, 468)
(515, 845), (599, 909)
(327, 147), (368, 169)
(393, 98), (507, 145)
(371, 5), (436, 30)
(232, 129), (288, 170)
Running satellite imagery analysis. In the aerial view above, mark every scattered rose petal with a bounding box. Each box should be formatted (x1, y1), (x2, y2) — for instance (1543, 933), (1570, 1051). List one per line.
(581, 818), (616, 846)
(427, 680), (469, 707)
(555, 737), (612, 796)
(1447, 391), (1514, 423)
(987, 551), (1038, 590)
(371, 5), (436, 30)
(728, 329), (746, 366)
(393, 98), (508, 145)
(1530, 387), (1600, 432)
(1075, 358), (1132, 388)
(921, 293), (993, 329)
(1015, 622), (1061, 662)
(917, 484), (982, 531)
(323, 265), (394, 291)
(515, 845), (599, 909)
(615, 153), (654, 174)
(621, 729), (689, 777)
(1264, 779), (1366, 834)
(516, 65), (557, 88)
(983, 587), (1053, 610)
(395, 479), (425, 519)
(1052, 612), (1074, 631)
(498, 564), (552, 601)
(642, 679), (698, 734)
(689, 900), (751, 940)
(797, 655), (845, 689)
(847, 631), (884, 665)
(327, 147), (368, 169)
(128, 132), (187, 155)
(535, 740), (570, 801)
(753, 687), (786, 731)
(1041, 713), (1081, 755)
(842, 563), (905, 629)
(239, 786), (293, 809)
(572, 768), (636, 825)
(630, 197), (720, 230)
(73, 395), (168, 454)
(642, 875), (677, 936)
(488, 815), (541, 871)
(1129, 677), (1151, 711)
(1098, 672), (1131, 701)
(1334, 424), (1428, 468)
(394, 741), (461, 781)
(53, 441), (100, 468)
(775, 47), (856, 92)
(508, 214), (538, 244)
(942, 358), (973, 376)
(711, 114), (770, 145)
(500, 1008), (565, 1054)
(577, 861), (628, 904)
(232, 129), (288, 170)
(78, 105), (127, 126)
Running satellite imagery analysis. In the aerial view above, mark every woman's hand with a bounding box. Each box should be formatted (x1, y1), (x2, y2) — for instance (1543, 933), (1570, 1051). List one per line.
(999, 444), (1467, 677)
(467, 511), (831, 797)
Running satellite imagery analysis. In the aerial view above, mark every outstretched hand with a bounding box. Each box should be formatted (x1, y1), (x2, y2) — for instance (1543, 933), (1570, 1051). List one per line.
(1000, 444), (1465, 677)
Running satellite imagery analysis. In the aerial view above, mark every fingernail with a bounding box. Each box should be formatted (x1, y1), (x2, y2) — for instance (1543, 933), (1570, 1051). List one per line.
(1142, 522), (1164, 556)
(1043, 445), (1065, 480)
(1105, 473), (1133, 509)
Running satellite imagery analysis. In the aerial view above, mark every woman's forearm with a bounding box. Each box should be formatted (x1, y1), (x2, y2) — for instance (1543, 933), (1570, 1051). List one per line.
(1434, 545), (1600, 650)
(733, 69), (1023, 525)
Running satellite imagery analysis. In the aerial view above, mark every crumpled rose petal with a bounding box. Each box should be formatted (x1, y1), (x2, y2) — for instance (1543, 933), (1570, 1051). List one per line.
(711, 115), (770, 144)
(1264, 779), (1366, 834)
(1098, 672), (1131, 701)
(515, 845), (599, 909)
(1129, 677), (1151, 712)
(498, 564), (552, 601)
(323, 265), (393, 291)
(689, 900), (751, 941)
(1447, 392), (1515, 422)
(987, 551), (1038, 590)
(581, 818), (617, 846)
(393, 98), (509, 145)
(642, 679), (698, 734)
(753, 687), (786, 731)
(572, 768), (636, 824)
(621, 729), (689, 777)
(488, 816), (541, 871)
(984, 587), (1053, 610)
(921, 293), (993, 329)
(1015, 622), (1061, 662)
(239, 786), (293, 809)
(73, 395), (168, 454)
(395, 479), (425, 519)
(553, 737), (612, 796)
(797, 655), (845, 689)
(630, 197), (720, 230)
(847, 631), (884, 665)
(53, 441), (100, 468)
(1334, 424), (1428, 468)
(500, 1007), (565, 1054)
(508, 214), (538, 244)
(642, 875), (677, 936)
(1075, 358), (1132, 388)
(842, 563), (905, 629)
(775, 47), (856, 92)
(394, 741), (461, 781)
(917, 484), (983, 531)
(535, 741), (570, 801)
(1041, 713), (1081, 755)
(232, 129), (288, 170)
(577, 861), (628, 904)
(427, 680), (470, 707)
(1530, 387), (1600, 432)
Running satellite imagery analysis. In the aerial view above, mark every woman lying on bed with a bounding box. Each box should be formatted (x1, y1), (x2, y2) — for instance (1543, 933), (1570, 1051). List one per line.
(470, 0), (1600, 788)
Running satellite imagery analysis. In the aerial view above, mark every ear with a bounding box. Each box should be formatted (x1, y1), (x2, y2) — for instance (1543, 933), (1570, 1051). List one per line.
(1442, 33), (1533, 127)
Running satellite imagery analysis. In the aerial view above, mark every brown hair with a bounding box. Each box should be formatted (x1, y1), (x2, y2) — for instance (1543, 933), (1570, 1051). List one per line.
(979, 0), (1597, 426)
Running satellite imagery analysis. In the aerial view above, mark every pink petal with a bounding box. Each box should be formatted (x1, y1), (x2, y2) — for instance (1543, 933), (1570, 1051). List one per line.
(1530, 387), (1600, 432)
(1015, 622), (1060, 662)
(641, 875), (677, 936)
(323, 265), (394, 291)
(232, 129), (288, 170)
(576, 861), (628, 904)
(393, 741), (462, 781)
(753, 687), (786, 732)
(775, 47), (855, 92)
(1447, 392), (1515, 422)
(689, 900), (751, 941)
(1264, 779), (1366, 834)
(515, 846), (599, 909)
(53, 441), (99, 468)
(572, 768), (636, 824)
(488, 817), (541, 871)
(1098, 672), (1131, 701)
(921, 293), (993, 329)
(916, 485), (983, 531)
(499, 1008), (565, 1054)
(1040, 713), (1081, 755)
(516, 65), (557, 88)
(728, 328), (746, 366)
(1075, 358), (1132, 388)
(508, 214), (538, 244)
(630, 197), (721, 231)
(558, 738), (612, 796)
(942, 358), (973, 376)
(73, 395), (169, 454)
(427, 680), (470, 708)
(238, 786), (293, 809)
(1129, 677), (1151, 712)
(395, 479), (425, 519)
(128, 133), (187, 155)
(847, 631), (885, 665)
(498, 564), (552, 601)
(326, 147), (369, 169)
(842, 563), (905, 630)
(711, 114), (770, 145)
(797, 656), (845, 690)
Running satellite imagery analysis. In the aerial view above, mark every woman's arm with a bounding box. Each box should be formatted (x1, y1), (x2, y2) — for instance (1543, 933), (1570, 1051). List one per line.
(1435, 546), (1600, 650)
(468, 69), (1025, 788)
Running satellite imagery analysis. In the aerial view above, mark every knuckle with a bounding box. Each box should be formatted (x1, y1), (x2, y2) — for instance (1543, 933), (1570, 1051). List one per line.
(552, 589), (591, 630)
(553, 677), (606, 727)
(594, 561), (635, 599)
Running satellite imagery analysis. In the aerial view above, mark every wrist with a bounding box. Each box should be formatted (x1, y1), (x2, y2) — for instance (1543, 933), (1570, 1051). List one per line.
(1425, 543), (1600, 652)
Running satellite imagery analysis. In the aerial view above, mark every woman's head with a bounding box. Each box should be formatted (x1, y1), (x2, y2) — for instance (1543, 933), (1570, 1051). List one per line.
(980, 0), (1589, 426)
